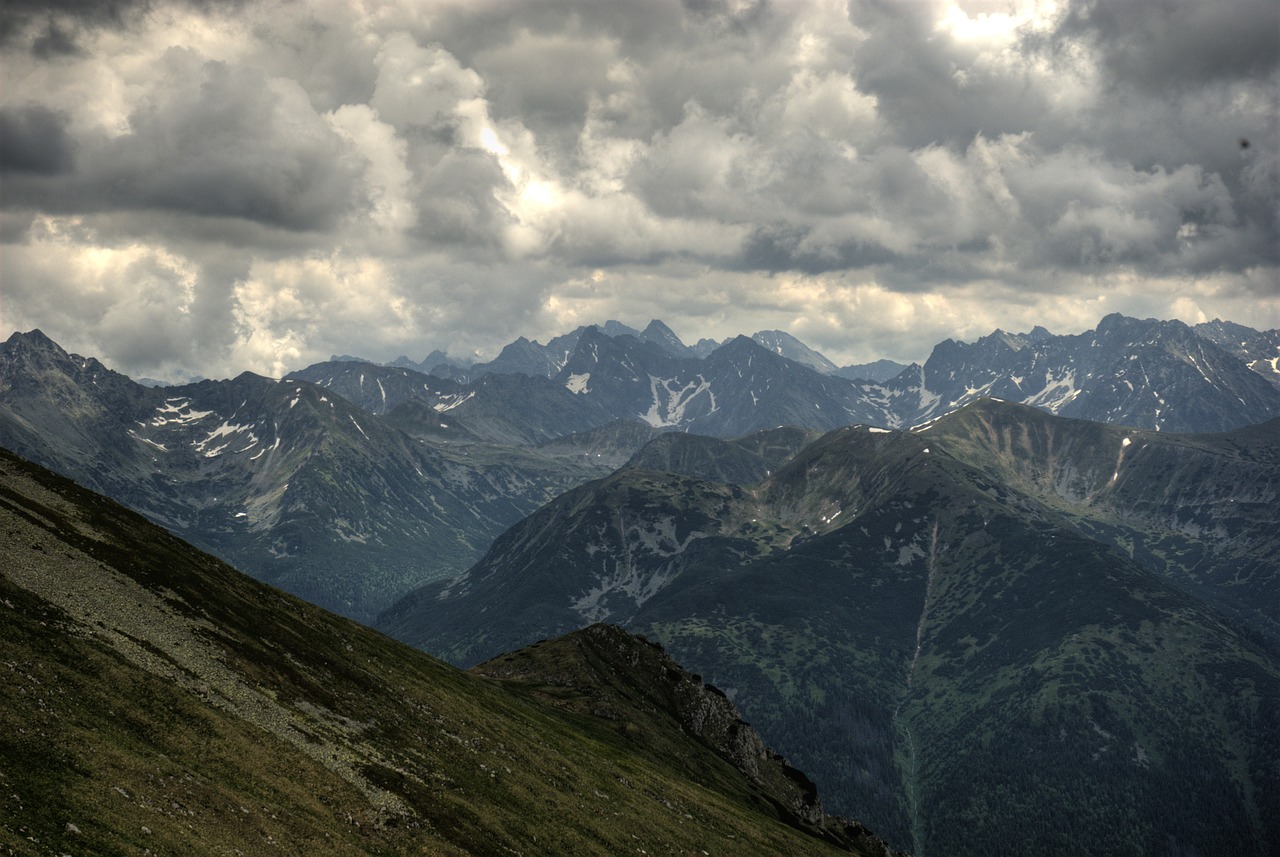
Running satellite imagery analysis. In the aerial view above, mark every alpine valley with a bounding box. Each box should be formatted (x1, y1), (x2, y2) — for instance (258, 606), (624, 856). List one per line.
(0, 448), (897, 856)
(2, 314), (1278, 856)
(381, 399), (1280, 856)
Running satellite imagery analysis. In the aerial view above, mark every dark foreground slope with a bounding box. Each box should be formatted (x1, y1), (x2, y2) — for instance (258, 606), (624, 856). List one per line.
(384, 402), (1280, 856)
(0, 448), (894, 856)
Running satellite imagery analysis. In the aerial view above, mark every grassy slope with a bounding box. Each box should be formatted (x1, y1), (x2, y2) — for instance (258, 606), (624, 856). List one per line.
(0, 448), (877, 857)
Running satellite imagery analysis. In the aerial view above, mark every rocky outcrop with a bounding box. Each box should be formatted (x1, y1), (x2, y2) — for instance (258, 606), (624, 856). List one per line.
(474, 623), (906, 857)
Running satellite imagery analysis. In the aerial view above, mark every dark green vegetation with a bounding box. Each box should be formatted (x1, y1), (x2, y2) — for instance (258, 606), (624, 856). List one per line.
(473, 624), (901, 857)
(5, 319), (1278, 854)
(0, 448), (894, 856)
(920, 400), (1280, 646)
(386, 401), (1280, 857)
(624, 426), (820, 485)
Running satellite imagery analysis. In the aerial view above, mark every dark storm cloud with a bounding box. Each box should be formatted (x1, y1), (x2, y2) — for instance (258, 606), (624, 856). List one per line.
(740, 224), (902, 275)
(0, 105), (77, 174)
(2, 0), (1276, 379)
(31, 20), (85, 58)
(845, 1), (1051, 149)
(411, 149), (513, 250)
(95, 56), (359, 231)
(0, 0), (140, 44)
(1053, 0), (1279, 92)
(2, 0), (252, 58)
(3, 51), (362, 233)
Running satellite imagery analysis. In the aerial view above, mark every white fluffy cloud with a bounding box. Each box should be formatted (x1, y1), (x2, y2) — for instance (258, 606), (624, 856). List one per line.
(1, 0), (1276, 378)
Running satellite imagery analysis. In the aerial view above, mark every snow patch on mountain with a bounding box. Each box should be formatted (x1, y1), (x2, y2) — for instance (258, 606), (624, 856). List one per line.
(195, 421), (261, 458)
(128, 430), (168, 451)
(1025, 370), (1081, 411)
(149, 398), (213, 427)
(436, 391), (475, 411)
(640, 375), (714, 427)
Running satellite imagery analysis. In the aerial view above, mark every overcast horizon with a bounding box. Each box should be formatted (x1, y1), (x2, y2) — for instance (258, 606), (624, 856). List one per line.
(2, 0), (1277, 380)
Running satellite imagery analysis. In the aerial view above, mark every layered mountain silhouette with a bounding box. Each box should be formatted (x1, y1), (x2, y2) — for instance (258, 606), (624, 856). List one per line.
(291, 313), (1280, 437)
(3, 315), (1277, 856)
(4, 314), (1277, 630)
(0, 447), (899, 856)
(0, 330), (623, 620)
(380, 400), (1279, 856)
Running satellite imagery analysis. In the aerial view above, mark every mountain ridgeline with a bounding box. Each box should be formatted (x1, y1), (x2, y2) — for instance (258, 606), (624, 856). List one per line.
(381, 400), (1280, 857)
(0, 447), (899, 856)
(2, 315), (1277, 856)
(0, 330), (634, 621)
(292, 312), (1280, 436)
(3, 314), (1276, 621)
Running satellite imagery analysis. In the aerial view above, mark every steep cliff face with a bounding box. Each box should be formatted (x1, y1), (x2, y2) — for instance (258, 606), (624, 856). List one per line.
(474, 623), (904, 857)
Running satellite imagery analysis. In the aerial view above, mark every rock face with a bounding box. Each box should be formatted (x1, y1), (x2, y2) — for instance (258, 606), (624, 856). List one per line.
(474, 623), (904, 857)
(885, 313), (1280, 432)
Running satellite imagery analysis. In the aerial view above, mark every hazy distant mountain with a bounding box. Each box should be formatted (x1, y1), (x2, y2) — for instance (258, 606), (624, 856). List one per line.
(751, 329), (839, 374)
(1194, 318), (1280, 389)
(286, 359), (611, 444)
(8, 313), (1278, 615)
(292, 314), (1280, 437)
(389, 348), (457, 374)
(0, 447), (897, 857)
(549, 328), (893, 436)
(882, 313), (1280, 432)
(379, 400), (1279, 856)
(638, 318), (694, 357)
(691, 336), (722, 357)
(833, 359), (909, 383)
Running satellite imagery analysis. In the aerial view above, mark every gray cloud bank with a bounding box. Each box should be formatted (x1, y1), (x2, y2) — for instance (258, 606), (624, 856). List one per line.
(2, 0), (1276, 379)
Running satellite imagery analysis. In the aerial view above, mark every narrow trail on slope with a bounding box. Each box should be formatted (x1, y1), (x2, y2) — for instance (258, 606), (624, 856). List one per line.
(892, 518), (940, 857)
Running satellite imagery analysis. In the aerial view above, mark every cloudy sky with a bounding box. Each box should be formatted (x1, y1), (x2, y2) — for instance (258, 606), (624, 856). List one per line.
(2, 0), (1276, 379)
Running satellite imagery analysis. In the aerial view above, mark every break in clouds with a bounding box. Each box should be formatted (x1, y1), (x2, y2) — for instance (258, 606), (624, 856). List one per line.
(1, 0), (1276, 379)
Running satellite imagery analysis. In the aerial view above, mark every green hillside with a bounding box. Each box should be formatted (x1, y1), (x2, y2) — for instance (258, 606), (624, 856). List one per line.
(0, 447), (893, 856)
(384, 402), (1280, 856)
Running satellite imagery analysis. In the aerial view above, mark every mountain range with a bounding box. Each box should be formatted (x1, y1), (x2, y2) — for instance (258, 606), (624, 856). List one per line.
(2, 313), (1277, 855)
(292, 313), (1280, 438)
(0, 446), (898, 856)
(4, 313), (1277, 622)
(380, 399), (1279, 856)
(0, 330), (629, 621)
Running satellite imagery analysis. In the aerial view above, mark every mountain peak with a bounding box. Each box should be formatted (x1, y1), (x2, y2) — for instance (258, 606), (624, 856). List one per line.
(600, 320), (641, 339)
(5, 328), (66, 356)
(639, 319), (688, 354)
(750, 330), (838, 374)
